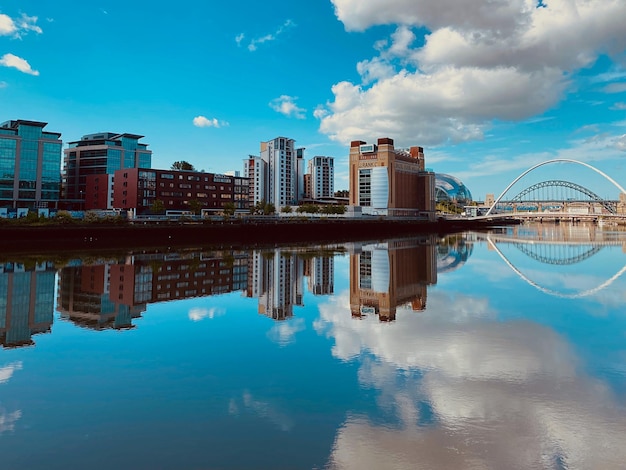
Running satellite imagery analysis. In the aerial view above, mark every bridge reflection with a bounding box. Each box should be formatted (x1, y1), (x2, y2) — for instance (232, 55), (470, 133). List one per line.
(478, 225), (626, 298)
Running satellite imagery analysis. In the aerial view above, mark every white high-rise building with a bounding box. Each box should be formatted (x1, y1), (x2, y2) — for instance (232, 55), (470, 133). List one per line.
(308, 156), (334, 200)
(244, 137), (305, 209)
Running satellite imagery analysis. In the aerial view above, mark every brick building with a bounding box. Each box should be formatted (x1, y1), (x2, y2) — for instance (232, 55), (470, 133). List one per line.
(349, 137), (435, 218)
(105, 168), (249, 215)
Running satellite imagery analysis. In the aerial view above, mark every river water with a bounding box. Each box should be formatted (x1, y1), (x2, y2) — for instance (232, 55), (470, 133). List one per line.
(1, 223), (625, 469)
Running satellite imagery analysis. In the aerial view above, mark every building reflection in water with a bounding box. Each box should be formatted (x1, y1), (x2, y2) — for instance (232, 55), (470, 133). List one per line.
(57, 250), (250, 330)
(0, 262), (55, 348)
(348, 237), (438, 322)
(56, 247), (337, 327)
(245, 248), (336, 320)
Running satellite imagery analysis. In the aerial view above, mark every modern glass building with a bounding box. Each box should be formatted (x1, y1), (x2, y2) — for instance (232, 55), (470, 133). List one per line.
(0, 120), (62, 211)
(434, 173), (473, 203)
(62, 132), (152, 205)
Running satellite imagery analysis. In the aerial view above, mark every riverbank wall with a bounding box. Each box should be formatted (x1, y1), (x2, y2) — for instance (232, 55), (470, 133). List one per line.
(0, 217), (516, 254)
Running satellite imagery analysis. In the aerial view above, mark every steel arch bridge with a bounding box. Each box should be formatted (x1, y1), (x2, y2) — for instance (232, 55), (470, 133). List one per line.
(485, 159), (626, 217)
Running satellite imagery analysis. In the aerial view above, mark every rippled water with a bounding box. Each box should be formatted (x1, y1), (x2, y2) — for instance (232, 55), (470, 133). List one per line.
(1, 223), (626, 469)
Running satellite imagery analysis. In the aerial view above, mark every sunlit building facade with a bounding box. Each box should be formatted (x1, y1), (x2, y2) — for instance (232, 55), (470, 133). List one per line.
(62, 132), (152, 206)
(245, 137), (305, 209)
(307, 156), (334, 200)
(0, 120), (62, 211)
(349, 137), (435, 218)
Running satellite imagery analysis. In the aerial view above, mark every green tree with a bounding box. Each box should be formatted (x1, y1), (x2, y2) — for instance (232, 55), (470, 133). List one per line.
(223, 202), (236, 216)
(264, 203), (276, 215)
(253, 200), (275, 215)
(187, 199), (202, 215)
(281, 205), (293, 214)
(151, 199), (165, 214)
(171, 161), (195, 171)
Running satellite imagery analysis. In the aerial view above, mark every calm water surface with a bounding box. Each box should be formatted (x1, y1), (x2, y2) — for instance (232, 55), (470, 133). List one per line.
(1, 223), (626, 469)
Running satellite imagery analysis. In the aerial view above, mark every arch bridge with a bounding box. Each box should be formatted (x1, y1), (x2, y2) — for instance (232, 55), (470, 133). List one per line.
(482, 159), (626, 219)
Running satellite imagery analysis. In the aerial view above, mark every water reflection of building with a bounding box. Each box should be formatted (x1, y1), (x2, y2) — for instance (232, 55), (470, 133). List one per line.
(305, 255), (334, 296)
(57, 251), (249, 330)
(348, 237), (437, 321)
(246, 249), (304, 320)
(245, 248), (335, 320)
(0, 262), (55, 348)
(57, 264), (146, 330)
(437, 234), (474, 273)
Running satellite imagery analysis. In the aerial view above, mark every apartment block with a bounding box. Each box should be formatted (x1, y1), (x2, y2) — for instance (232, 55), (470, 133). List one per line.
(111, 168), (250, 215)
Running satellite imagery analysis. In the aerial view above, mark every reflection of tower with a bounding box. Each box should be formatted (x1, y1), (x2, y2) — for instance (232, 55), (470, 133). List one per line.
(349, 237), (437, 321)
(57, 264), (146, 330)
(306, 255), (334, 296)
(0, 262), (55, 348)
(247, 249), (305, 320)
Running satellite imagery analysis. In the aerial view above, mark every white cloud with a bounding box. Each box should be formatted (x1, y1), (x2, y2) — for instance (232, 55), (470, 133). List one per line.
(454, 131), (626, 182)
(0, 81), (7, 88)
(0, 408), (22, 434)
(0, 13), (16, 35)
(611, 102), (626, 111)
(320, 0), (626, 147)
(0, 53), (39, 75)
(0, 12), (42, 38)
(230, 390), (294, 431)
(318, 287), (626, 469)
(270, 95), (306, 119)
(603, 82), (626, 93)
(267, 317), (306, 346)
(0, 361), (22, 384)
(192, 115), (228, 128)
(242, 19), (295, 51)
(188, 306), (225, 321)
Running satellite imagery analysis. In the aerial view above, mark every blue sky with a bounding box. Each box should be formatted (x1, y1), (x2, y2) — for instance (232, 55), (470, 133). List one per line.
(1, 0), (626, 200)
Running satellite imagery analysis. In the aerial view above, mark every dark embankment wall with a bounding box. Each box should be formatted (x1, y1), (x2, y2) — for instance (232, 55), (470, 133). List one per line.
(0, 218), (513, 253)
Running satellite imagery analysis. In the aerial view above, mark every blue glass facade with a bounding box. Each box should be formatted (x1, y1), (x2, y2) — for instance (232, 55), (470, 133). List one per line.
(63, 132), (152, 203)
(0, 120), (62, 209)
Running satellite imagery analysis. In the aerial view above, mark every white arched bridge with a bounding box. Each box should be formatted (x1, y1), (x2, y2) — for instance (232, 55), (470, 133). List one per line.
(473, 159), (626, 221)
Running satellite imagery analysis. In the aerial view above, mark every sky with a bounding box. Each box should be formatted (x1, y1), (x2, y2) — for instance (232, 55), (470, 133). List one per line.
(1, 0), (626, 201)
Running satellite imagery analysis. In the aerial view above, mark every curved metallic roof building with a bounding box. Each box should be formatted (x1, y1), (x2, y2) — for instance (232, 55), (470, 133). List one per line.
(435, 173), (473, 202)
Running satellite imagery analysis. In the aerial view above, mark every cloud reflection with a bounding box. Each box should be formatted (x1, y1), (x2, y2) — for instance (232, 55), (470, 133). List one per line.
(229, 391), (294, 432)
(267, 318), (306, 347)
(0, 361), (23, 384)
(318, 289), (626, 469)
(188, 307), (225, 322)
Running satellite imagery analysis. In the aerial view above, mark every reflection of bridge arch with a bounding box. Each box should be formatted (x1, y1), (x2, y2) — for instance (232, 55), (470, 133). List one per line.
(514, 243), (603, 265)
(486, 236), (626, 298)
(485, 159), (626, 216)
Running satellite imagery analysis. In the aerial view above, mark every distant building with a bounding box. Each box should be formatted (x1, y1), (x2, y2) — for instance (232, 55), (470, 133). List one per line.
(244, 155), (267, 208)
(307, 156), (334, 200)
(244, 137), (305, 209)
(349, 137), (435, 218)
(109, 168), (250, 215)
(63, 132), (152, 208)
(435, 173), (473, 203)
(0, 120), (62, 211)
